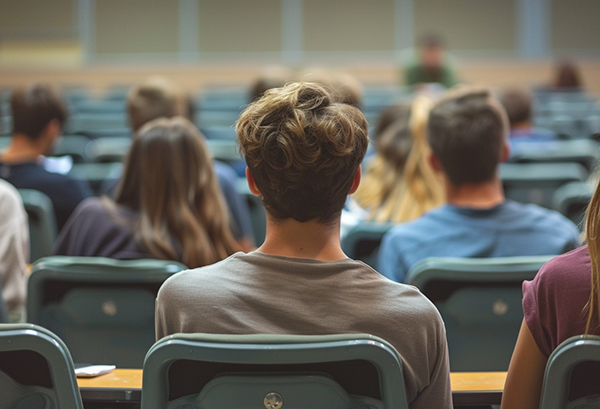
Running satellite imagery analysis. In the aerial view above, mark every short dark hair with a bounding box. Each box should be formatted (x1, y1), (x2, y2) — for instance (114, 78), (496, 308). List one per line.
(499, 87), (532, 126)
(236, 82), (368, 223)
(11, 84), (67, 140)
(427, 86), (507, 186)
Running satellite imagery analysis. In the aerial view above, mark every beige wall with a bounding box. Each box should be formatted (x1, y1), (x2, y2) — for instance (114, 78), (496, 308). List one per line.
(414, 0), (516, 52)
(0, 0), (599, 64)
(95, 0), (179, 54)
(551, 0), (600, 51)
(303, 0), (395, 52)
(0, 0), (74, 31)
(198, 0), (282, 53)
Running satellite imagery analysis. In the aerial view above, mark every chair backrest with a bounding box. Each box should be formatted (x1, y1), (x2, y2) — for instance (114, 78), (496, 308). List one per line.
(341, 222), (395, 270)
(509, 139), (600, 173)
(540, 335), (600, 409)
(552, 181), (594, 228)
(406, 256), (553, 371)
(0, 323), (83, 409)
(142, 333), (408, 409)
(18, 189), (58, 263)
(500, 162), (589, 209)
(26, 256), (187, 368)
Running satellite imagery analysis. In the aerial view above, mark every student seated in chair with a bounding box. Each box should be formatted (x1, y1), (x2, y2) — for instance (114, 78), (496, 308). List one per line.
(498, 86), (559, 152)
(104, 77), (254, 251)
(0, 84), (92, 230)
(378, 86), (580, 283)
(156, 82), (452, 409)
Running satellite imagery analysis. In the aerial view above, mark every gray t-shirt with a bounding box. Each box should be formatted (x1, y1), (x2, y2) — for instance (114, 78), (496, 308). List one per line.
(156, 251), (451, 409)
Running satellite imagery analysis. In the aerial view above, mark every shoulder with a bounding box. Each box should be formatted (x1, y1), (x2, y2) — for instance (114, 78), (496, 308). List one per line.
(158, 253), (242, 295)
(506, 201), (578, 232)
(0, 179), (23, 211)
(528, 246), (590, 291)
(0, 179), (26, 227)
(384, 206), (455, 244)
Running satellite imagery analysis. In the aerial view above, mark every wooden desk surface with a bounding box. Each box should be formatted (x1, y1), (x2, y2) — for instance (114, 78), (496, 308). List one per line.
(77, 369), (506, 406)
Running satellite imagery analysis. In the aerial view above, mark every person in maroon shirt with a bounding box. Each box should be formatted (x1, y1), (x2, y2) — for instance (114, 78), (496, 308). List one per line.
(502, 182), (600, 408)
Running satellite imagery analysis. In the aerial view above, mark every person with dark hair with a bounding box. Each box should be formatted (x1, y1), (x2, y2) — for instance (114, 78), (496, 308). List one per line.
(552, 59), (584, 90)
(498, 86), (558, 150)
(54, 117), (240, 267)
(0, 84), (92, 230)
(378, 86), (580, 283)
(404, 33), (458, 89)
(156, 82), (452, 409)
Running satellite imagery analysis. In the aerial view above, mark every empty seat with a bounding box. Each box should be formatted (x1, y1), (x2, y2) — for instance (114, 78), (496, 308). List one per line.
(406, 255), (553, 371)
(500, 162), (588, 208)
(552, 181), (594, 228)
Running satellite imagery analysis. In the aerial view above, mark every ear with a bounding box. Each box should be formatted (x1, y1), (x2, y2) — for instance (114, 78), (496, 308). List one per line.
(348, 165), (362, 195)
(428, 152), (443, 173)
(245, 167), (261, 196)
(500, 140), (511, 163)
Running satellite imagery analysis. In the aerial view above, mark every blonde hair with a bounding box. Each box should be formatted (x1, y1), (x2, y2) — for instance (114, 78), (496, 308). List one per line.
(353, 96), (444, 223)
(114, 117), (240, 268)
(585, 176), (600, 333)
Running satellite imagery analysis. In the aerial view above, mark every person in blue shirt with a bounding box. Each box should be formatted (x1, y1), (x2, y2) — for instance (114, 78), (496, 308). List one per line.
(498, 87), (559, 154)
(378, 86), (580, 283)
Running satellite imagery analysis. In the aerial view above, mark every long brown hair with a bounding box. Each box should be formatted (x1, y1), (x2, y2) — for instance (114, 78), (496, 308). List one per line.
(114, 117), (240, 267)
(353, 96), (444, 223)
(585, 177), (600, 333)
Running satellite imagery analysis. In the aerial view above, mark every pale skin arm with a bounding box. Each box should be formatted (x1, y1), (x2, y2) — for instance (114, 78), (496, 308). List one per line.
(501, 319), (548, 409)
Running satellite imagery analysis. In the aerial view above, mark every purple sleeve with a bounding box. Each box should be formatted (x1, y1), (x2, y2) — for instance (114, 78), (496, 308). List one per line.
(523, 271), (553, 358)
(522, 247), (592, 358)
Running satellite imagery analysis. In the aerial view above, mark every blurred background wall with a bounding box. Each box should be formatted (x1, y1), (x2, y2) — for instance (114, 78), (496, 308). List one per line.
(0, 0), (599, 91)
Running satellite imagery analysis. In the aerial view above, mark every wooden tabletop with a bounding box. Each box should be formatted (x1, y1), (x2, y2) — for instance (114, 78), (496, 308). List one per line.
(77, 369), (507, 405)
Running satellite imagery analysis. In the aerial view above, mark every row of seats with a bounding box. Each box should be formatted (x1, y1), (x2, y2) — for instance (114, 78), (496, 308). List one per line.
(0, 254), (555, 372)
(1, 322), (598, 408)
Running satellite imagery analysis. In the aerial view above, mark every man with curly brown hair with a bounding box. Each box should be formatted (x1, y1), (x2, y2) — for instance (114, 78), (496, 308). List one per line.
(156, 82), (451, 409)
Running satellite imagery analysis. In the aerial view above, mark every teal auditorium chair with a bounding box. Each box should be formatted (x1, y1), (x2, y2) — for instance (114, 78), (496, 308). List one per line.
(509, 139), (600, 173)
(552, 181), (594, 229)
(540, 335), (600, 409)
(406, 256), (553, 372)
(142, 333), (408, 409)
(0, 323), (83, 409)
(341, 222), (395, 270)
(18, 189), (58, 263)
(500, 162), (588, 209)
(27, 256), (187, 368)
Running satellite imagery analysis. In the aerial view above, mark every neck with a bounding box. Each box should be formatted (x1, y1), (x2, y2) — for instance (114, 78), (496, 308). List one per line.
(0, 134), (47, 164)
(445, 174), (505, 209)
(258, 214), (347, 261)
